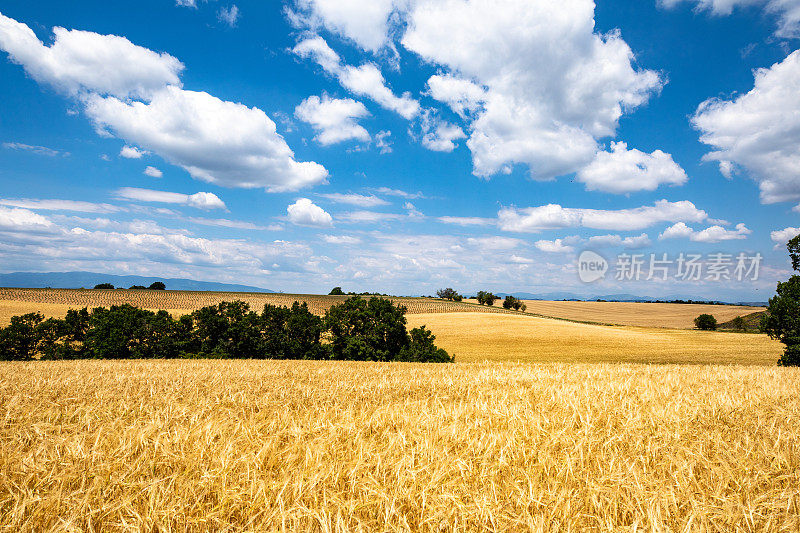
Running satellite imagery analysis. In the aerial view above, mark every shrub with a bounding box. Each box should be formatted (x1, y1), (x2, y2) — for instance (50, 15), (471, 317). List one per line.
(129, 285), (147, 290)
(94, 283), (114, 289)
(694, 314), (717, 331)
(730, 316), (746, 331)
(148, 282), (166, 290)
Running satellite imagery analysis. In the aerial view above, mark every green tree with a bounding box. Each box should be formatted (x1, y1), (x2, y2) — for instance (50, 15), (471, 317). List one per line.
(398, 326), (453, 362)
(325, 297), (410, 361)
(694, 314), (717, 331)
(148, 282), (166, 290)
(0, 312), (44, 360)
(329, 287), (345, 295)
(94, 283), (114, 289)
(730, 316), (747, 332)
(436, 288), (461, 301)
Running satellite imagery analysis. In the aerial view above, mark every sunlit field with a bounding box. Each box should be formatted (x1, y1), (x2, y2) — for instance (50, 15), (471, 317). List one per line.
(407, 313), (781, 365)
(0, 360), (798, 531)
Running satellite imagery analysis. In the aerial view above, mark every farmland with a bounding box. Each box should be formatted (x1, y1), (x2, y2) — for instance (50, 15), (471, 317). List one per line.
(0, 288), (517, 326)
(1, 359), (798, 531)
(406, 313), (782, 365)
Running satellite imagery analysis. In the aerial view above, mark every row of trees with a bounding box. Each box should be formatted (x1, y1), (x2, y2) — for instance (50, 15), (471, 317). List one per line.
(0, 297), (452, 363)
(94, 282), (166, 290)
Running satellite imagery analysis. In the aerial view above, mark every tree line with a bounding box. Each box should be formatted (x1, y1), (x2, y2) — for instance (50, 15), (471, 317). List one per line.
(0, 296), (452, 363)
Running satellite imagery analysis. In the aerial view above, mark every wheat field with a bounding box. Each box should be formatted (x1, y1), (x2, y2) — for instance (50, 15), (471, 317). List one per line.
(0, 288), (518, 326)
(406, 313), (782, 365)
(0, 359), (798, 531)
(518, 300), (765, 329)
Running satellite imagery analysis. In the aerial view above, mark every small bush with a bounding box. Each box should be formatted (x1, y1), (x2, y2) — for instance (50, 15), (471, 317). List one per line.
(694, 314), (717, 331)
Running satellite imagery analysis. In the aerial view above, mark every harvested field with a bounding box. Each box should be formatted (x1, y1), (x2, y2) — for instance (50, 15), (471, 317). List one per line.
(406, 312), (782, 365)
(516, 300), (766, 329)
(0, 359), (798, 531)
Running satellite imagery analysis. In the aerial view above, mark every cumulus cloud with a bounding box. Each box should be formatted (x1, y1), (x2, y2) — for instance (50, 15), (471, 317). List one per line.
(292, 35), (420, 119)
(401, 0), (662, 180)
(0, 205), (55, 232)
(295, 94), (371, 145)
(85, 87), (328, 191)
(498, 200), (708, 233)
(659, 222), (752, 242)
(318, 193), (389, 207)
(0, 13), (183, 99)
(0, 13), (327, 193)
(120, 145), (147, 159)
(287, 198), (333, 227)
(659, 0), (800, 38)
(587, 233), (652, 249)
(693, 50), (800, 204)
(577, 141), (687, 193)
(144, 166), (163, 178)
(115, 187), (226, 210)
(426, 74), (486, 118)
(288, 0), (397, 52)
(771, 226), (800, 245)
(535, 239), (575, 253)
(419, 112), (466, 152)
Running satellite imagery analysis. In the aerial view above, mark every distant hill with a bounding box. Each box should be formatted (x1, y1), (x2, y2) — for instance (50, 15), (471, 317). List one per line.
(0, 272), (274, 293)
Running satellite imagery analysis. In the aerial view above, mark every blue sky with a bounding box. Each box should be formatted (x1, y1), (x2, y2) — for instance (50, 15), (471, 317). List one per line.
(1, 0), (799, 300)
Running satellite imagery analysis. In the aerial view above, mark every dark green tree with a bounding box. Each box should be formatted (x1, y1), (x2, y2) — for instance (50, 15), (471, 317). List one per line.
(0, 312), (44, 360)
(398, 325), (453, 363)
(694, 314), (717, 331)
(148, 282), (166, 290)
(325, 296), (410, 361)
(329, 287), (345, 295)
(436, 288), (461, 301)
(94, 283), (114, 289)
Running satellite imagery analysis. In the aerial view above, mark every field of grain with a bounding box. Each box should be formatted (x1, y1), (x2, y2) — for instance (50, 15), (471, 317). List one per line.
(407, 313), (782, 365)
(517, 300), (766, 329)
(0, 288), (516, 326)
(0, 359), (797, 531)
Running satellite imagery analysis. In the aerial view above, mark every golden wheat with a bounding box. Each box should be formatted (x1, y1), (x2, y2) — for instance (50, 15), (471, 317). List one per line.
(0, 359), (798, 531)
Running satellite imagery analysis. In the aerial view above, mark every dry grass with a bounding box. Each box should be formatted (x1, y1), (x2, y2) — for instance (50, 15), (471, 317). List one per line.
(0, 288), (515, 326)
(516, 300), (766, 329)
(0, 359), (798, 531)
(407, 313), (782, 365)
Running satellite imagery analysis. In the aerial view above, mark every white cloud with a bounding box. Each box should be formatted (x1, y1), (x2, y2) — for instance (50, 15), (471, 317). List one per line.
(535, 239), (575, 253)
(292, 35), (420, 119)
(0, 13), (183, 99)
(144, 166), (163, 178)
(120, 145), (147, 159)
(659, 222), (751, 242)
(498, 200), (708, 233)
(294, 94), (371, 145)
(0, 13), (327, 193)
(218, 5), (240, 27)
(373, 187), (425, 199)
(0, 206), (55, 232)
(419, 112), (466, 152)
(115, 187), (226, 210)
(437, 216), (495, 227)
(187, 217), (279, 231)
(287, 198), (333, 227)
(659, 0), (800, 38)
(577, 141), (688, 193)
(337, 210), (404, 223)
(0, 198), (121, 213)
(288, 0), (397, 52)
(2, 142), (68, 157)
(319, 193), (389, 207)
(466, 236), (522, 250)
(322, 234), (362, 245)
(771, 226), (800, 245)
(693, 50), (800, 204)
(400, 0), (662, 180)
(375, 130), (392, 154)
(84, 87), (328, 191)
(426, 74), (486, 118)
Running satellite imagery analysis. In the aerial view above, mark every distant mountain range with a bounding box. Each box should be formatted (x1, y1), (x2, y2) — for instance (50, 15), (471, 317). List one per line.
(0, 272), (274, 293)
